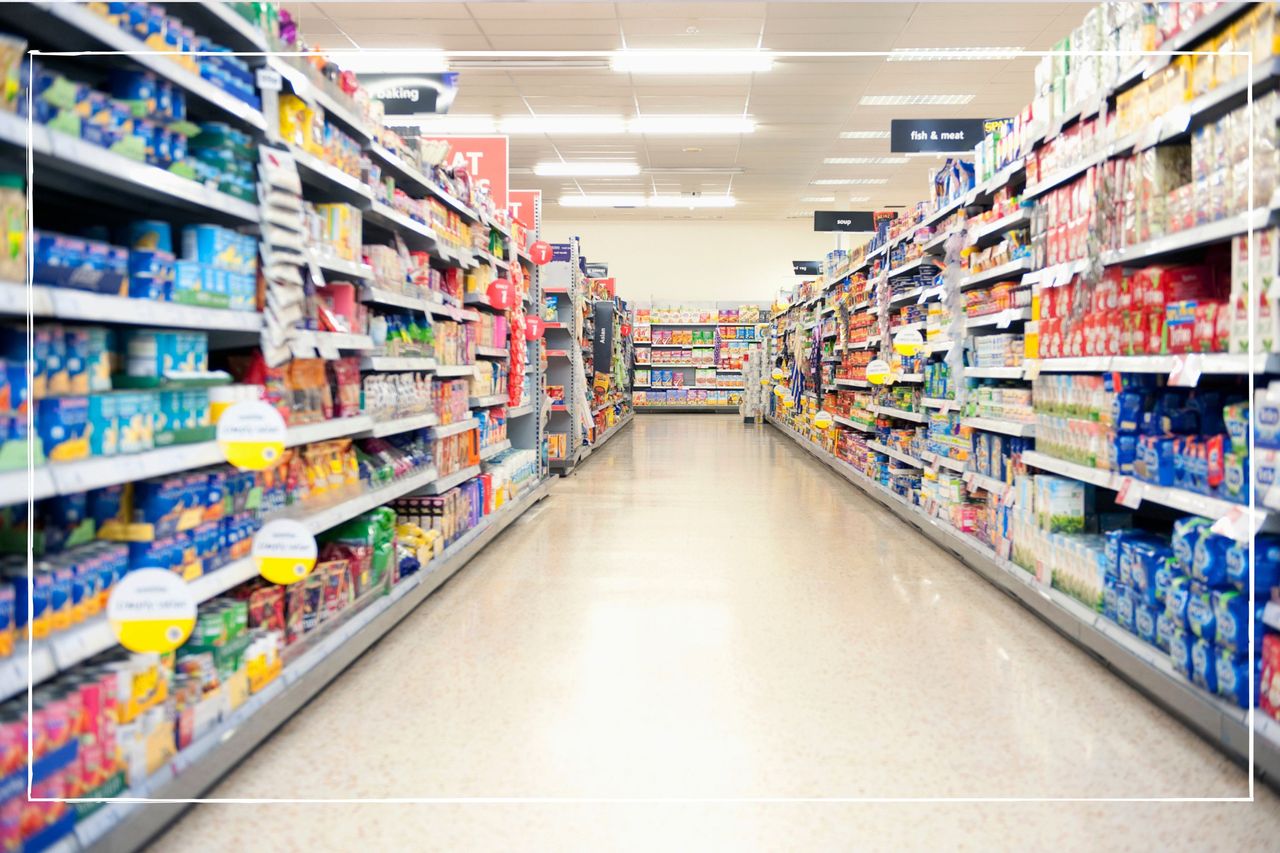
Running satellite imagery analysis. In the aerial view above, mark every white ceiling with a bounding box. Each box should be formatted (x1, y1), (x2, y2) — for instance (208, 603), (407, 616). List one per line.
(288, 1), (1092, 220)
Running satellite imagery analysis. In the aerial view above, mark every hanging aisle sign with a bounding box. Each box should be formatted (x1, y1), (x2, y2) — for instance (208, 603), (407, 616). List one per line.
(890, 118), (1007, 153)
(792, 261), (821, 275)
(813, 211), (875, 232)
(592, 301), (615, 371)
(417, 135), (508, 209)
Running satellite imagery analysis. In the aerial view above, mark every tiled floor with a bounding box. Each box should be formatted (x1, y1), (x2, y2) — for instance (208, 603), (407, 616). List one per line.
(152, 415), (1280, 850)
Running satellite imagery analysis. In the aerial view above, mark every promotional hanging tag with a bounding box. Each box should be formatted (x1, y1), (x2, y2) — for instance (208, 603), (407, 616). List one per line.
(217, 400), (287, 471)
(107, 569), (197, 654)
(253, 519), (319, 585)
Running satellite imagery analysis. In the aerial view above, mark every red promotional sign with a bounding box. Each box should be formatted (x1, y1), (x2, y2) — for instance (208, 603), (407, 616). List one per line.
(595, 277), (616, 297)
(620, 322), (631, 338)
(487, 278), (512, 310)
(509, 189), (541, 231)
(524, 317), (544, 340)
(529, 240), (553, 265)
(418, 135), (508, 210)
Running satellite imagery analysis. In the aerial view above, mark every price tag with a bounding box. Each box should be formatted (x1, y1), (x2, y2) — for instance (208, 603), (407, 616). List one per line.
(1210, 506), (1268, 541)
(1136, 116), (1164, 151)
(1003, 484), (1017, 506)
(1023, 360), (1042, 381)
(997, 311), (1013, 330)
(1116, 476), (1144, 509)
(1168, 353), (1202, 388)
(317, 339), (341, 360)
(996, 537), (1012, 560)
(255, 67), (282, 92)
(963, 471), (977, 486)
(1163, 105), (1192, 136)
(308, 259), (325, 288)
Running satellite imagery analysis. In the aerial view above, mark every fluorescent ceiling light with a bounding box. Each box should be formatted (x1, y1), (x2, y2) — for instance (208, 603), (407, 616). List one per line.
(611, 50), (773, 74)
(390, 114), (497, 134)
(847, 196), (871, 202)
(500, 114), (627, 134)
(888, 47), (1023, 62)
(557, 194), (737, 208)
(648, 195), (736, 208)
(839, 130), (890, 140)
(559, 194), (648, 207)
(812, 178), (889, 185)
(533, 161), (640, 177)
(328, 49), (448, 74)
(859, 94), (975, 106)
(629, 115), (755, 135)
(823, 156), (909, 165)
(800, 196), (835, 202)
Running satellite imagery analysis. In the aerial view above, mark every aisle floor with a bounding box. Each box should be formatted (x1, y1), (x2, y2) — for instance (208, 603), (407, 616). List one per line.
(155, 415), (1280, 850)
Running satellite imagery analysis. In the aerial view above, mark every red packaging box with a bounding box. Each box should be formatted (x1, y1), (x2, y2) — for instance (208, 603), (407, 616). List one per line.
(1139, 264), (1220, 309)
(1262, 633), (1280, 722)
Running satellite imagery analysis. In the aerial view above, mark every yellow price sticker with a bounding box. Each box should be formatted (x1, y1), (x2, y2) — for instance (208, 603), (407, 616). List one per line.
(217, 401), (287, 471)
(252, 519), (318, 585)
(107, 569), (196, 654)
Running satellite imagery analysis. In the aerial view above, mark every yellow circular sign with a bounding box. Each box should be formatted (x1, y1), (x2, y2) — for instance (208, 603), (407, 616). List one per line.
(253, 519), (318, 585)
(814, 410), (834, 429)
(866, 358), (891, 385)
(773, 384), (787, 398)
(216, 400), (286, 471)
(782, 397), (795, 408)
(771, 367), (785, 381)
(893, 327), (924, 357)
(107, 568), (196, 653)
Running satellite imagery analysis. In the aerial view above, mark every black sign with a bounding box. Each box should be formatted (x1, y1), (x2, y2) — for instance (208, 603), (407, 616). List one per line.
(890, 118), (1004, 153)
(362, 73), (459, 116)
(813, 211), (875, 232)
(592, 302), (615, 373)
(584, 262), (609, 278)
(792, 260), (821, 275)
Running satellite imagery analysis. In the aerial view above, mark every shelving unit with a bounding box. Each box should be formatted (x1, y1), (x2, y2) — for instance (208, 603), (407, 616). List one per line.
(0, 7), (554, 848)
(765, 0), (1280, 787)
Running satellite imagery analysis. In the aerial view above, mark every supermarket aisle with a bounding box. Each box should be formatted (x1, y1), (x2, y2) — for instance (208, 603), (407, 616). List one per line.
(154, 415), (1280, 850)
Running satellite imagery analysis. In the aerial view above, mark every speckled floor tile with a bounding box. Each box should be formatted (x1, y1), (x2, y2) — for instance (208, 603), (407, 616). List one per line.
(149, 415), (1280, 850)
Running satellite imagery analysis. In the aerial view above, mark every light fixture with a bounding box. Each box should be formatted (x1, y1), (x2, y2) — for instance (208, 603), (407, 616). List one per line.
(533, 161), (640, 177)
(839, 130), (890, 140)
(557, 194), (737, 208)
(800, 196), (835, 203)
(500, 114), (627, 134)
(823, 156), (909, 165)
(388, 114), (498, 134)
(648, 195), (736, 208)
(559, 194), (648, 207)
(811, 178), (889, 185)
(887, 47), (1023, 62)
(327, 49), (449, 74)
(847, 196), (871, 202)
(859, 94), (975, 106)
(629, 115), (755, 134)
(610, 50), (773, 74)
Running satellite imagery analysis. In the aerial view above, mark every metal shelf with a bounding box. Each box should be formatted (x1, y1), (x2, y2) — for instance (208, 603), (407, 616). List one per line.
(475, 345), (508, 359)
(768, 414), (1279, 784)
(470, 394), (507, 408)
(436, 364), (479, 378)
(868, 440), (925, 468)
(314, 254), (374, 281)
(359, 355), (437, 372)
(507, 403), (535, 418)
(365, 142), (480, 221)
(1022, 450), (1258, 540)
(965, 307), (1031, 330)
(359, 411), (438, 438)
(478, 439), (512, 461)
(71, 478), (552, 853)
(293, 147), (375, 205)
(429, 418), (479, 439)
(960, 416), (1036, 438)
(965, 366), (1025, 379)
(0, 112), (259, 224)
(9, 463), (441, 701)
(833, 414), (874, 432)
(958, 257), (1033, 290)
(873, 405), (926, 423)
(424, 464), (482, 494)
(0, 282), (262, 331)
